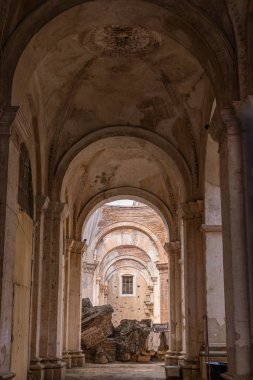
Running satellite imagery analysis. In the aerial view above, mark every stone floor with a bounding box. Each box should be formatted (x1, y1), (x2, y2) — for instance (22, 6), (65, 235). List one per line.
(66, 362), (165, 380)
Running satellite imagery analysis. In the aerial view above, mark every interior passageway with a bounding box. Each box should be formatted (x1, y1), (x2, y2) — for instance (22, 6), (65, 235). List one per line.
(0, 2), (252, 380)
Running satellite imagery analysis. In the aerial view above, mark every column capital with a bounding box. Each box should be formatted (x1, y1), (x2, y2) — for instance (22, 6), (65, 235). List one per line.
(45, 201), (69, 221)
(96, 276), (101, 284)
(208, 105), (243, 145)
(201, 224), (222, 233)
(220, 105), (241, 136)
(151, 276), (158, 283)
(35, 196), (50, 214)
(83, 261), (98, 273)
(66, 239), (75, 251)
(156, 262), (168, 272)
(180, 200), (204, 220)
(164, 241), (181, 256)
(71, 240), (87, 255)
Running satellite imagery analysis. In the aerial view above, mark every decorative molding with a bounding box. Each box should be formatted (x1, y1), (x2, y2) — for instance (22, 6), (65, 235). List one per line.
(164, 241), (181, 256)
(227, 0), (248, 99)
(71, 240), (87, 255)
(85, 25), (161, 56)
(201, 224), (222, 233)
(83, 261), (98, 273)
(180, 200), (204, 220)
(45, 201), (69, 220)
(156, 262), (168, 272)
(220, 106), (241, 136)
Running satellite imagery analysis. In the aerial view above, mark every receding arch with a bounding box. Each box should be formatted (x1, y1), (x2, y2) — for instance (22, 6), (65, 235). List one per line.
(104, 258), (152, 285)
(76, 187), (175, 240)
(96, 232), (161, 270)
(102, 254), (156, 282)
(86, 221), (166, 262)
(56, 127), (191, 201)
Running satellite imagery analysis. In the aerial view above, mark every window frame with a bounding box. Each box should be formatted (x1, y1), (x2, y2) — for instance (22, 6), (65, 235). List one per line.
(120, 274), (136, 297)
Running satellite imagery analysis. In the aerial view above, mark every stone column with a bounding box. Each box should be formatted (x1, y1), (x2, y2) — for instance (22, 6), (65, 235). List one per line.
(156, 262), (169, 323)
(201, 225), (226, 350)
(95, 276), (101, 306)
(39, 201), (68, 380)
(152, 276), (160, 323)
(29, 196), (50, 380)
(83, 261), (98, 303)
(181, 200), (205, 375)
(67, 241), (86, 367)
(0, 106), (19, 380)
(165, 241), (182, 363)
(62, 239), (74, 369)
(216, 107), (252, 380)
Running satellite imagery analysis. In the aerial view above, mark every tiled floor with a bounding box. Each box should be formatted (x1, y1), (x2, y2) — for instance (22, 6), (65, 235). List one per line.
(66, 362), (165, 380)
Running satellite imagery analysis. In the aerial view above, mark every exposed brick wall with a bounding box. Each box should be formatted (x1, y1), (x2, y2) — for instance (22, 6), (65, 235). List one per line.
(98, 204), (167, 245)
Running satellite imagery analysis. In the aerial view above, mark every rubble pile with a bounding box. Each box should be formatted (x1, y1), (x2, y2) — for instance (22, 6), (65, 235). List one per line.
(81, 299), (169, 363)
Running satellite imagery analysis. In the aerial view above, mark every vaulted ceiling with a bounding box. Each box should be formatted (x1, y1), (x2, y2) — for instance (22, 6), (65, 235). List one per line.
(1, 0), (250, 239)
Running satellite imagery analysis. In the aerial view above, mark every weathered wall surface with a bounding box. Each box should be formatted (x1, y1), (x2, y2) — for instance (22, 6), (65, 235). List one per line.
(107, 269), (150, 326)
(98, 204), (167, 245)
(10, 209), (33, 380)
(84, 202), (167, 324)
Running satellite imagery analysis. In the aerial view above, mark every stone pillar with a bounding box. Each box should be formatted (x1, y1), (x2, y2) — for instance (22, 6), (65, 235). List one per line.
(181, 200), (205, 377)
(67, 241), (86, 367)
(95, 276), (101, 306)
(156, 262), (169, 323)
(62, 239), (74, 369)
(83, 261), (98, 303)
(165, 241), (182, 363)
(152, 276), (160, 323)
(217, 107), (252, 380)
(39, 201), (68, 380)
(0, 106), (19, 380)
(29, 196), (50, 380)
(201, 225), (226, 350)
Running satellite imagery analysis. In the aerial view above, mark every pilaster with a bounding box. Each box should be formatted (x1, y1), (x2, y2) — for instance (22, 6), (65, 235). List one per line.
(0, 105), (19, 380)
(39, 202), (68, 380)
(164, 241), (182, 363)
(156, 262), (169, 323)
(67, 240), (86, 368)
(29, 196), (50, 380)
(217, 106), (252, 380)
(180, 200), (205, 377)
(83, 261), (98, 302)
(62, 239), (74, 369)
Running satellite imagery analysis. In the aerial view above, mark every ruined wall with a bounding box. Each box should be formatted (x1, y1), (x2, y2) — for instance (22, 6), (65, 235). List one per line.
(107, 269), (151, 326)
(98, 204), (167, 245)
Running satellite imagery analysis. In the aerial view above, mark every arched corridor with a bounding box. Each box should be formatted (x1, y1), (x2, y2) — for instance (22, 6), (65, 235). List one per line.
(0, 1), (252, 380)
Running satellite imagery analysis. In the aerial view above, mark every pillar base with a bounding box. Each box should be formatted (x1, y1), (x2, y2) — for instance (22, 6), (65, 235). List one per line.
(181, 360), (200, 380)
(69, 351), (85, 367)
(62, 352), (72, 369)
(41, 358), (66, 380)
(0, 373), (15, 380)
(30, 357), (45, 380)
(165, 352), (181, 365)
